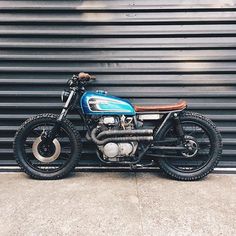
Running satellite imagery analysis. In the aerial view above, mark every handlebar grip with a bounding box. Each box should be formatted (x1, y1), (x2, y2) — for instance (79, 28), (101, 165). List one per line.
(78, 72), (96, 81)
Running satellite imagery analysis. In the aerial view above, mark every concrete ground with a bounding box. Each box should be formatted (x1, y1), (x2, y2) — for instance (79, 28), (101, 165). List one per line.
(0, 172), (235, 236)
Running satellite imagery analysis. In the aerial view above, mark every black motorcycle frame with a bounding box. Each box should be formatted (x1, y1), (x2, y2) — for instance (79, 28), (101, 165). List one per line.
(43, 77), (189, 166)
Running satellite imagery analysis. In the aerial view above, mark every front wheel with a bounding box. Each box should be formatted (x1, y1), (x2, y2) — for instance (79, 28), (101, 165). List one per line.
(14, 113), (82, 180)
(157, 111), (222, 181)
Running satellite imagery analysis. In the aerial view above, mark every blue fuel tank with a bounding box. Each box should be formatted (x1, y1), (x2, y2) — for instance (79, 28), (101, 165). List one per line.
(80, 91), (136, 116)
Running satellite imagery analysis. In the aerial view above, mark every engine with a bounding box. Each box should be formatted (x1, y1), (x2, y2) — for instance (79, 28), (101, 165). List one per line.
(102, 142), (138, 160)
(97, 116), (138, 161)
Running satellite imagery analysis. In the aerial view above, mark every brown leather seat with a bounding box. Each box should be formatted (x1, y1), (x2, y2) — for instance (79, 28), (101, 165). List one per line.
(134, 100), (187, 112)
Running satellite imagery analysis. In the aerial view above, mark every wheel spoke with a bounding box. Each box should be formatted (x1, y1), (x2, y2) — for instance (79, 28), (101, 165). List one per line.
(31, 129), (41, 137)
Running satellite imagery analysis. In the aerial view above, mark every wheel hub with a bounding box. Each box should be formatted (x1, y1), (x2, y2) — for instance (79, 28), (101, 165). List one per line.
(181, 136), (199, 158)
(32, 137), (61, 163)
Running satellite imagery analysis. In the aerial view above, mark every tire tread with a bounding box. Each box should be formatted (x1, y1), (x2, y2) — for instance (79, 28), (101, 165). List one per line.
(158, 111), (222, 181)
(13, 113), (81, 180)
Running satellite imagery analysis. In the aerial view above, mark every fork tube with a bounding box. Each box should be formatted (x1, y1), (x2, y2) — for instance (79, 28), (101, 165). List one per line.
(43, 90), (75, 143)
(58, 90), (75, 121)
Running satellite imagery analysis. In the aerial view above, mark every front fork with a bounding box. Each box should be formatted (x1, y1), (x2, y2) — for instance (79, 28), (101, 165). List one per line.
(41, 90), (75, 144)
(58, 89), (75, 121)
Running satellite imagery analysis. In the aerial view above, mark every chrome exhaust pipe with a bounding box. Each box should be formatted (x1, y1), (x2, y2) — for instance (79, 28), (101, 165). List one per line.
(91, 128), (153, 145)
(96, 129), (153, 140)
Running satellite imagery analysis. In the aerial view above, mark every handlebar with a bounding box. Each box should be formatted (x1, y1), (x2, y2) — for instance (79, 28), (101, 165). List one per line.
(68, 72), (96, 88)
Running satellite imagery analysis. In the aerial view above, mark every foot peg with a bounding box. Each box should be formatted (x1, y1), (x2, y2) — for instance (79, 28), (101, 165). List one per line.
(131, 160), (154, 169)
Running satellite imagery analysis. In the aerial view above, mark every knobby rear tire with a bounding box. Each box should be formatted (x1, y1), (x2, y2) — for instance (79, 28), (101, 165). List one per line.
(157, 111), (222, 181)
(13, 113), (82, 180)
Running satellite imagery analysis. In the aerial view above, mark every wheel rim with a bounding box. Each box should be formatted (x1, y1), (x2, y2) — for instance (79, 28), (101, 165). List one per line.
(21, 121), (74, 173)
(160, 120), (214, 173)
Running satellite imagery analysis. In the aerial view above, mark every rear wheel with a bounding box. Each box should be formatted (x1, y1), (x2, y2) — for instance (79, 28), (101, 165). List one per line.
(157, 112), (222, 181)
(14, 113), (82, 180)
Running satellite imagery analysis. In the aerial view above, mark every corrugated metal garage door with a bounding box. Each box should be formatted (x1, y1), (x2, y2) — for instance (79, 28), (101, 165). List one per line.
(0, 0), (236, 167)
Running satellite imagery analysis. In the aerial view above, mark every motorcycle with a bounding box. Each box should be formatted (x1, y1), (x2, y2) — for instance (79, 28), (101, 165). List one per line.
(14, 72), (222, 180)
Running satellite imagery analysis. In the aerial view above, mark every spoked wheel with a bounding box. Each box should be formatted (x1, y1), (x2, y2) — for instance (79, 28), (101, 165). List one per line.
(157, 112), (222, 181)
(14, 114), (81, 180)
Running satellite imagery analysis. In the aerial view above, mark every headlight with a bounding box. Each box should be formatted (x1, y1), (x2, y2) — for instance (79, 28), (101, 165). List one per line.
(61, 90), (70, 102)
(67, 78), (74, 86)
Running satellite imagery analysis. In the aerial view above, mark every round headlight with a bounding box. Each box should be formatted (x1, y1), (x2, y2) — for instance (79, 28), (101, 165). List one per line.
(61, 90), (70, 102)
(67, 78), (74, 87)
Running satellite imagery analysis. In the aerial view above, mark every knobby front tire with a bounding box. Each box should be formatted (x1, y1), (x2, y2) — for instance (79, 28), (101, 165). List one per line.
(14, 113), (82, 180)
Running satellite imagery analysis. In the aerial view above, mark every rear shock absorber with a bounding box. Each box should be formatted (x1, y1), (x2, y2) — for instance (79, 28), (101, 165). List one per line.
(173, 113), (185, 144)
